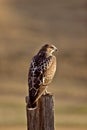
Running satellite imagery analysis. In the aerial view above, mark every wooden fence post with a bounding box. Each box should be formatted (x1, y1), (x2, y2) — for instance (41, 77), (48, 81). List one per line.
(25, 94), (55, 130)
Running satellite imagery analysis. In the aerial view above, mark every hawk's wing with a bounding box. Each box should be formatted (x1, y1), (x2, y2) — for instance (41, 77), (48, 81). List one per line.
(28, 55), (54, 107)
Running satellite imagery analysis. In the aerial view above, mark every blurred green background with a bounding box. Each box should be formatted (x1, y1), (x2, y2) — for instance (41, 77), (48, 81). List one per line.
(0, 0), (87, 130)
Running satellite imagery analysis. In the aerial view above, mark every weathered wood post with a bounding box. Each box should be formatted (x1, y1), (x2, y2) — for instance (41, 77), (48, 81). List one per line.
(26, 94), (55, 130)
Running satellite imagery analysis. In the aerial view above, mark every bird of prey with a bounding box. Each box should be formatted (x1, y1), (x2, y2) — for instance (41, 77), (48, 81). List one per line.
(28, 44), (57, 108)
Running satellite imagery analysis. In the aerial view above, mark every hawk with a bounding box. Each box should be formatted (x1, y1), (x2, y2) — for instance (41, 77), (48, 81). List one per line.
(28, 44), (57, 108)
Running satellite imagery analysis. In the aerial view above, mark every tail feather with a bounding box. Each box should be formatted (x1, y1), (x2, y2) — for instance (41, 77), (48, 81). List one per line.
(33, 86), (47, 104)
(29, 86), (47, 108)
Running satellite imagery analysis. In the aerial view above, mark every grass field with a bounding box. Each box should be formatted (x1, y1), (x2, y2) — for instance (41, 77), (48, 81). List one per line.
(0, 0), (87, 130)
(0, 81), (87, 130)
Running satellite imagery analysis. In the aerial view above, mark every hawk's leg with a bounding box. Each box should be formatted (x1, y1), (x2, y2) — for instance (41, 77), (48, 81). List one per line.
(43, 88), (51, 95)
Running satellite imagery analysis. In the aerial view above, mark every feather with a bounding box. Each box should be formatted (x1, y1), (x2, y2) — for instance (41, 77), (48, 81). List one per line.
(28, 44), (57, 108)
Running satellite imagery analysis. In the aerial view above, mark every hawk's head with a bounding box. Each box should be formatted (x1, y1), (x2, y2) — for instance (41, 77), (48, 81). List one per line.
(39, 44), (57, 55)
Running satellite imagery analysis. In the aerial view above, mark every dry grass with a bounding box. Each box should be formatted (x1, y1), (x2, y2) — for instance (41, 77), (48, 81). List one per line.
(0, 126), (87, 130)
(0, 0), (87, 129)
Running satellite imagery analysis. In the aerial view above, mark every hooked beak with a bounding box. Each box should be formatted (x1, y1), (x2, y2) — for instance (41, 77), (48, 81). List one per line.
(55, 47), (58, 52)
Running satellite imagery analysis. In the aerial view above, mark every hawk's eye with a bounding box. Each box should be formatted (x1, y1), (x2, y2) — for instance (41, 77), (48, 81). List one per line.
(50, 46), (54, 49)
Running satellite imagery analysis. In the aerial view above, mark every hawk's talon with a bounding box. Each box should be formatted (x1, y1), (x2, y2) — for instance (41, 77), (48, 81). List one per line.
(43, 90), (51, 95)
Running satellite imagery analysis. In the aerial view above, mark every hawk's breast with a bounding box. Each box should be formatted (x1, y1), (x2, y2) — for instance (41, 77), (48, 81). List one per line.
(43, 56), (56, 85)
